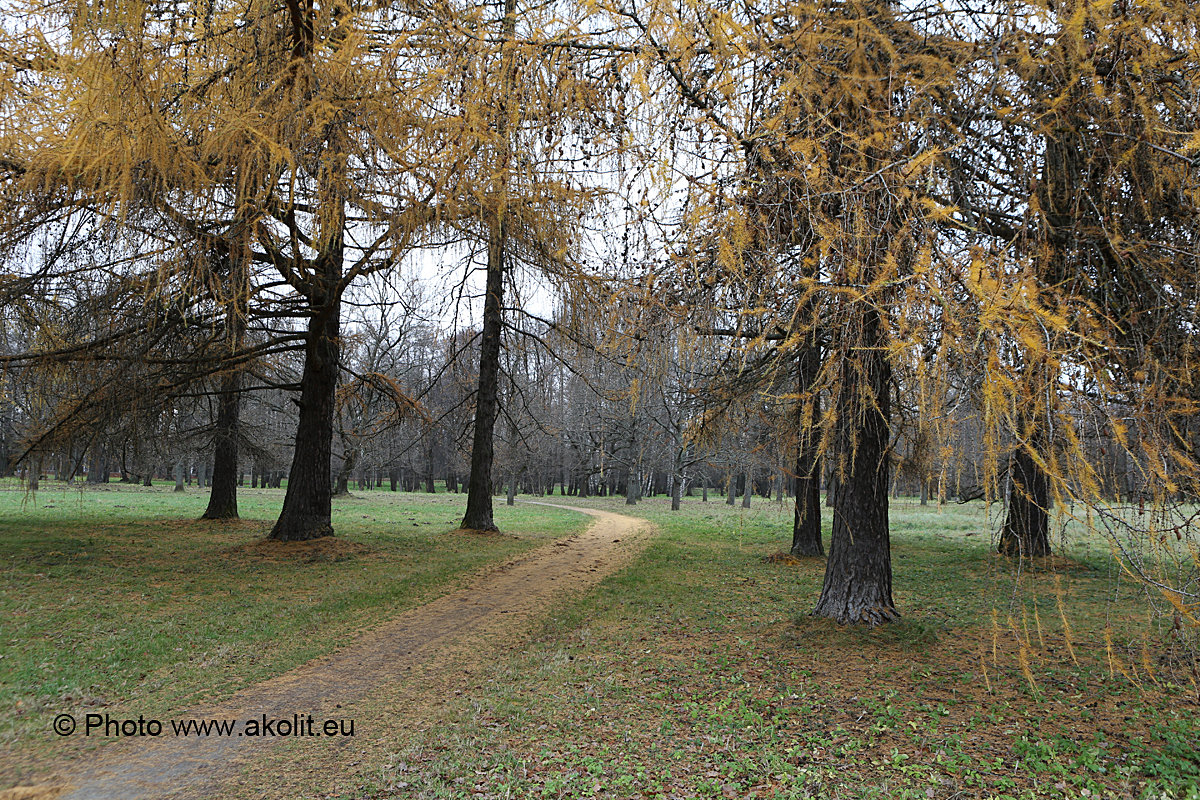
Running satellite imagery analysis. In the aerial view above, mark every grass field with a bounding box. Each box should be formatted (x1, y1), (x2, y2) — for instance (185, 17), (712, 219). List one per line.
(1, 484), (1198, 798)
(342, 494), (1200, 800)
(0, 481), (587, 780)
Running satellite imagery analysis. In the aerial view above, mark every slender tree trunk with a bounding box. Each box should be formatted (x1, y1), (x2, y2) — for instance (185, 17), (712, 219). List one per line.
(461, 0), (517, 531)
(202, 369), (242, 519)
(726, 471), (736, 505)
(461, 219), (506, 531)
(174, 460), (185, 492)
(269, 300), (340, 541)
(792, 340), (823, 556)
(741, 470), (752, 508)
(813, 307), (898, 624)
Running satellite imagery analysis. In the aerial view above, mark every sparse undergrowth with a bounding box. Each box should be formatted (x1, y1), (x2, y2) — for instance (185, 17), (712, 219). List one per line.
(343, 495), (1200, 800)
(0, 482), (587, 781)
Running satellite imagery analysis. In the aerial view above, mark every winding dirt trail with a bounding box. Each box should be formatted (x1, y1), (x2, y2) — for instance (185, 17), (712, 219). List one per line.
(10, 503), (652, 800)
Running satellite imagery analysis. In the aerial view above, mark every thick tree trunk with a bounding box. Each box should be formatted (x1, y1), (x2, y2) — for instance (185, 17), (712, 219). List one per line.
(461, 219), (506, 532)
(333, 447), (355, 497)
(269, 301), (340, 541)
(792, 341), (823, 557)
(202, 370), (242, 519)
(174, 460), (185, 492)
(741, 471), (752, 508)
(998, 444), (1051, 557)
(813, 308), (898, 625)
(87, 448), (105, 483)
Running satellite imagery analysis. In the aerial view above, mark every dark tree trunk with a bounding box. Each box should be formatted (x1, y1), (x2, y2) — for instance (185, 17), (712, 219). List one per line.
(202, 370), (242, 519)
(87, 448), (105, 483)
(792, 341), (823, 557)
(461, 219), (506, 532)
(174, 460), (185, 492)
(333, 440), (355, 497)
(143, 470), (153, 487)
(998, 444), (1051, 557)
(726, 472), (736, 505)
(813, 308), (898, 625)
(625, 469), (637, 505)
(389, 469), (398, 491)
(741, 471), (752, 508)
(269, 300), (340, 541)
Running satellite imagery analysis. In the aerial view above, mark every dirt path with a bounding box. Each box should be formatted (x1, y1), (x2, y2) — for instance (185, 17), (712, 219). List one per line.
(9, 503), (651, 800)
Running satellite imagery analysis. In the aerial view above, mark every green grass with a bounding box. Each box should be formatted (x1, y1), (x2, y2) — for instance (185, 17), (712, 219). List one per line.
(0, 482), (588, 777)
(343, 494), (1200, 800)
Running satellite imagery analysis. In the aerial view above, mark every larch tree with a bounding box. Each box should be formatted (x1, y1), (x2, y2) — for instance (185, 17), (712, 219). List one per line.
(614, 0), (961, 621)
(444, 0), (612, 532)
(0, 0), (455, 540)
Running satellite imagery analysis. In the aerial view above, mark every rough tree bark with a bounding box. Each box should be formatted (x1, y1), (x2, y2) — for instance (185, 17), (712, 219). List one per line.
(269, 296), (341, 541)
(333, 445), (356, 497)
(998, 433), (1051, 557)
(461, 219), (506, 531)
(812, 305), (899, 624)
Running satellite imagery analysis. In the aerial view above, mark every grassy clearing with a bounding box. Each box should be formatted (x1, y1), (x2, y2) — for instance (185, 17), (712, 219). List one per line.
(349, 495), (1200, 800)
(0, 482), (587, 779)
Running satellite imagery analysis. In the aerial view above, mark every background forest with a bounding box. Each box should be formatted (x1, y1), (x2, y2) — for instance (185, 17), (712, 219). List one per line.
(1, 0), (1200, 794)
